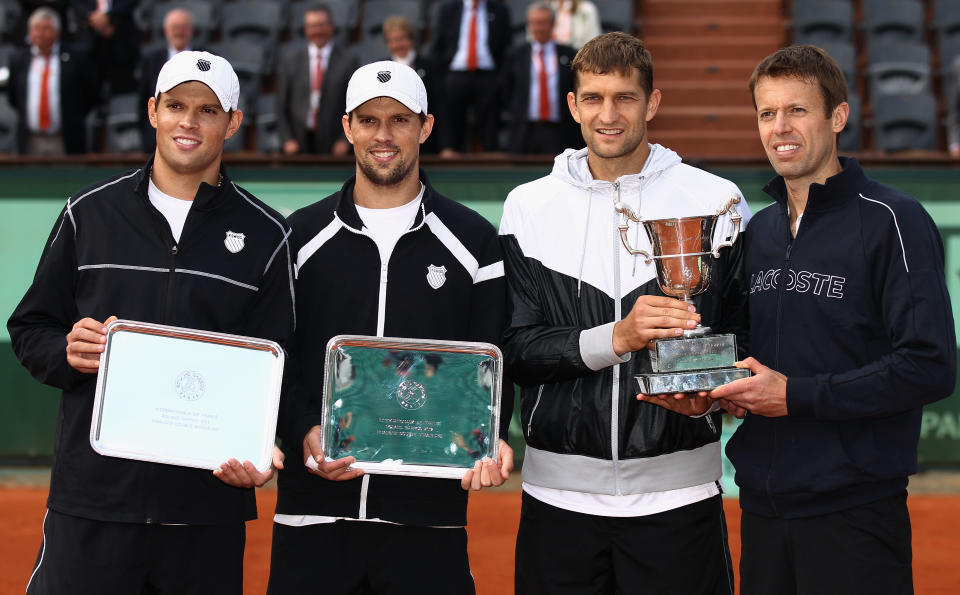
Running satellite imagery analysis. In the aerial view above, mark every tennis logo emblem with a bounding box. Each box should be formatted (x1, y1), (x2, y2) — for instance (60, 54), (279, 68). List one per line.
(197, 59), (211, 72)
(426, 264), (446, 289)
(397, 380), (427, 410)
(224, 231), (245, 253)
(175, 370), (205, 401)
(377, 70), (392, 83)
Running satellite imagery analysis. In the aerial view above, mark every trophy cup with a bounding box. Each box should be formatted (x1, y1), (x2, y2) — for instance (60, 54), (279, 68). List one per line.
(614, 197), (751, 394)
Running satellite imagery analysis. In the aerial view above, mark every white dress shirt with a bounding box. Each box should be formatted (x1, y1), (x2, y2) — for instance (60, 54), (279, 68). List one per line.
(26, 43), (61, 134)
(450, 0), (495, 71)
(528, 41), (560, 122)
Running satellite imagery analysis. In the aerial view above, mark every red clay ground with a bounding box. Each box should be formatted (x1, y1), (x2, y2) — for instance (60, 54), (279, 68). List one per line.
(2, 488), (958, 594)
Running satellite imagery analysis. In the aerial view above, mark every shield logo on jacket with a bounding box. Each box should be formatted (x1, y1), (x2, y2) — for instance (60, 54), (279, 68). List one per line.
(426, 264), (446, 289)
(224, 231), (245, 253)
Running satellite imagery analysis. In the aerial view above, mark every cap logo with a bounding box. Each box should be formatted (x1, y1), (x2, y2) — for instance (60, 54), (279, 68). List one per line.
(197, 59), (212, 72)
(377, 71), (392, 83)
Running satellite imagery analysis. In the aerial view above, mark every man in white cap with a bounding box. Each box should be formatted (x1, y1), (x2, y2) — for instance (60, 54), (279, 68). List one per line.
(8, 50), (295, 594)
(268, 61), (513, 594)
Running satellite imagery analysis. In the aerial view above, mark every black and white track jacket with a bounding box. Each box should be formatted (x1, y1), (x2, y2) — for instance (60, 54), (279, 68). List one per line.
(500, 146), (751, 496)
(7, 157), (296, 524)
(275, 171), (509, 527)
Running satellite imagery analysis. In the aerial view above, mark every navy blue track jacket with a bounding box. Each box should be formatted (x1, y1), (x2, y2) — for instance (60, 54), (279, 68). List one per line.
(727, 157), (956, 519)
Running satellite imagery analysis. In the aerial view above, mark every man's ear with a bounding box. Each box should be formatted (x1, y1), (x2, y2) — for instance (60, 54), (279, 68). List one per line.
(342, 114), (354, 144)
(419, 114), (435, 144)
(567, 91), (580, 124)
(224, 109), (243, 140)
(147, 96), (158, 129)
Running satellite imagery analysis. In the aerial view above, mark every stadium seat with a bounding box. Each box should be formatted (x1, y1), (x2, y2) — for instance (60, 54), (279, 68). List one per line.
(838, 91), (860, 151)
(594, 0), (634, 33)
(361, 0), (422, 40)
(104, 94), (142, 154)
(0, 1), (21, 44)
(0, 92), (18, 153)
(866, 39), (930, 97)
(505, 0), (530, 37)
(794, 0), (853, 44)
(223, 2), (283, 48)
(872, 90), (937, 151)
(207, 40), (266, 113)
(817, 40), (856, 89)
(255, 93), (280, 154)
(351, 37), (389, 66)
(862, 0), (925, 45)
(150, 1), (217, 47)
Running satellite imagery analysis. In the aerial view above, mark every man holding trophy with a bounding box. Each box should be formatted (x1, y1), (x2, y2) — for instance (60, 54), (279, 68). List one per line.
(711, 46), (956, 595)
(500, 32), (749, 594)
(8, 51), (296, 594)
(267, 61), (512, 594)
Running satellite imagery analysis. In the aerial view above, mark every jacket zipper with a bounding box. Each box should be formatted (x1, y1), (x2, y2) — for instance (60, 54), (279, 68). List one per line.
(611, 181), (622, 496)
(765, 227), (793, 517)
(526, 385), (544, 437)
(163, 244), (178, 324)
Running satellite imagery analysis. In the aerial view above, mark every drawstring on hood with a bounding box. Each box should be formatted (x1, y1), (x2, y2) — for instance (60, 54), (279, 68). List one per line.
(550, 145), (681, 296)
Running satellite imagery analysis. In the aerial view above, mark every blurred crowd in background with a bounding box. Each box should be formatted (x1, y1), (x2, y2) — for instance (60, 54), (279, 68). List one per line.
(0, 0), (956, 158)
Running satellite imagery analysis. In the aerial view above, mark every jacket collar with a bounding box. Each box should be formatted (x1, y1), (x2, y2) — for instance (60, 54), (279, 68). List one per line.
(334, 168), (434, 231)
(134, 155), (233, 211)
(763, 156), (867, 214)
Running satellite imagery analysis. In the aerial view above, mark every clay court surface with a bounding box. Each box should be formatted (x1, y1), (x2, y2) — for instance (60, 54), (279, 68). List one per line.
(2, 483), (959, 594)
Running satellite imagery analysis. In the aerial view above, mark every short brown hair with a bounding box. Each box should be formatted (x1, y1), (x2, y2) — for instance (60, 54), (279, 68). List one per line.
(571, 32), (653, 96)
(382, 15), (415, 40)
(748, 45), (848, 117)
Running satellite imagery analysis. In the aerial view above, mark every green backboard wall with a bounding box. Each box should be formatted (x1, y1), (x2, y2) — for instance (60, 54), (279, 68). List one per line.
(2, 164), (959, 464)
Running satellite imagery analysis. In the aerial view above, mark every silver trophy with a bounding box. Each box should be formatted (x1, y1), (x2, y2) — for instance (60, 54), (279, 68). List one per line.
(615, 197), (751, 394)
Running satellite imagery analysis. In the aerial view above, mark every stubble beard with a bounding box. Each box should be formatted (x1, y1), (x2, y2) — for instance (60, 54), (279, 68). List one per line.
(358, 153), (416, 187)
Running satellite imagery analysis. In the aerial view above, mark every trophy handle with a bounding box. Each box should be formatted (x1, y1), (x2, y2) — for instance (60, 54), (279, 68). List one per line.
(710, 196), (743, 258)
(614, 202), (653, 262)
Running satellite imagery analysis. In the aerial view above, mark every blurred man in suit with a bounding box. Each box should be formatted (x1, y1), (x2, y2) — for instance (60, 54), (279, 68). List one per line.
(9, 7), (98, 155)
(276, 2), (356, 155)
(502, 2), (578, 154)
(429, 0), (511, 155)
(138, 7), (196, 153)
(382, 15), (438, 154)
(77, 0), (140, 95)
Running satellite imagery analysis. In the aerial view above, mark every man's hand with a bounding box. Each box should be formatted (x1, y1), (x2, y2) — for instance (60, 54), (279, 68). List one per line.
(709, 357), (788, 418)
(213, 446), (284, 488)
(461, 439), (513, 491)
(612, 295), (699, 356)
(282, 139), (300, 155)
(65, 316), (118, 373)
(302, 425), (364, 481)
(637, 391), (713, 416)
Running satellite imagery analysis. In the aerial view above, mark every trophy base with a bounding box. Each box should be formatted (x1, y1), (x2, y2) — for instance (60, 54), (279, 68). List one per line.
(634, 367), (752, 395)
(644, 332), (738, 374)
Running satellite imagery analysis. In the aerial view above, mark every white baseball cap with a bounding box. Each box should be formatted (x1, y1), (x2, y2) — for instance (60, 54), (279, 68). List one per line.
(345, 61), (428, 115)
(155, 51), (240, 111)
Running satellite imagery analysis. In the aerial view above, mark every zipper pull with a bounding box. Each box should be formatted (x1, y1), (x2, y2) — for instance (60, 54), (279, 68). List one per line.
(380, 263), (388, 285)
(171, 245), (178, 256)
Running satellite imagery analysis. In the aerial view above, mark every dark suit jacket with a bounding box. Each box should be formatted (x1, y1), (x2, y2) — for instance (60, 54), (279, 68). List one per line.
(502, 42), (579, 154)
(275, 42), (357, 153)
(9, 44), (98, 154)
(430, 0), (512, 71)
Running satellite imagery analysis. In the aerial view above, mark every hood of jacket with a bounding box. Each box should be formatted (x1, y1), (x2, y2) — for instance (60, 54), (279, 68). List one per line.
(550, 144), (683, 190)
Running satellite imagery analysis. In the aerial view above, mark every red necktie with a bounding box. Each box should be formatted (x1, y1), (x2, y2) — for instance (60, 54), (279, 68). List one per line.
(538, 47), (550, 121)
(39, 54), (51, 132)
(310, 53), (325, 130)
(467, 0), (478, 71)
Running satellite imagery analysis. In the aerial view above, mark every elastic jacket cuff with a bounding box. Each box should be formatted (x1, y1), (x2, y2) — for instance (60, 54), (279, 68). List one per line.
(579, 322), (631, 370)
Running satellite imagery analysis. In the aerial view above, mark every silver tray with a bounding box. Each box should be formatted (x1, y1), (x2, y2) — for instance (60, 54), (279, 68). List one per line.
(90, 320), (284, 472)
(321, 335), (502, 479)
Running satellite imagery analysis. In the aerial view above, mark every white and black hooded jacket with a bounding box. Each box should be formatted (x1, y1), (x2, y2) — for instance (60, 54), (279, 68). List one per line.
(499, 145), (751, 497)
